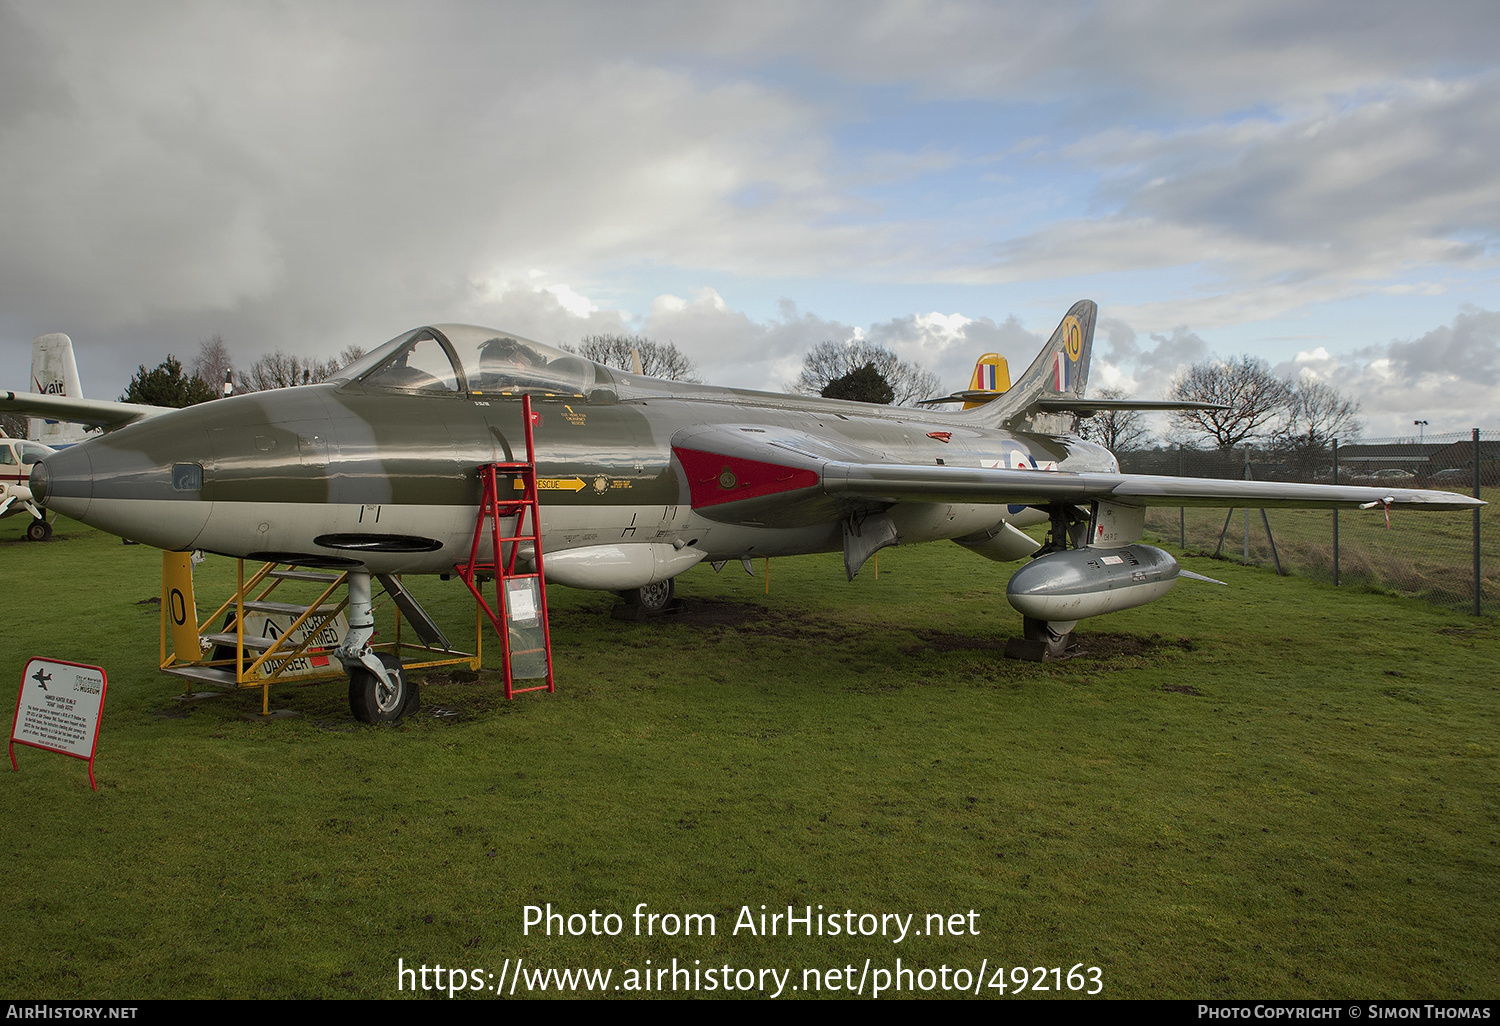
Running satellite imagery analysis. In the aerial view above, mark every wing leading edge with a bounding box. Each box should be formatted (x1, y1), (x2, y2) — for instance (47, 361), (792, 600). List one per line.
(821, 463), (1483, 511)
(671, 426), (1483, 524)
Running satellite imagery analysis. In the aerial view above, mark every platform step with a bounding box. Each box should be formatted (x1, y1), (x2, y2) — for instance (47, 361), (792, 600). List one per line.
(267, 569), (343, 584)
(241, 600), (341, 617)
(201, 632), (279, 652)
(160, 665), (242, 688)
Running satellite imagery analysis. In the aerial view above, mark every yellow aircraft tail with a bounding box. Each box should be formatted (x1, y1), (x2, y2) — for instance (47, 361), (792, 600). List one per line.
(963, 354), (1011, 409)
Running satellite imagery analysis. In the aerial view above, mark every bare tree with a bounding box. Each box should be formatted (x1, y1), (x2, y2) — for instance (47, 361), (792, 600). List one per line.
(1274, 379), (1361, 472)
(192, 334), (233, 396)
(1, 413), (27, 438)
(568, 335), (699, 381)
(1076, 387), (1153, 452)
(1169, 356), (1293, 449)
(239, 350), (343, 392)
(789, 340), (941, 407)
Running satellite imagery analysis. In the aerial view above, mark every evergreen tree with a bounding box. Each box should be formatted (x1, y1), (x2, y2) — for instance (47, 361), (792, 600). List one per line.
(121, 355), (218, 407)
(820, 362), (895, 404)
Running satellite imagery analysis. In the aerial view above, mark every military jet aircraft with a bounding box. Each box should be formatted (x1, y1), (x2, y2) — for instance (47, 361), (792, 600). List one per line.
(5, 301), (1482, 720)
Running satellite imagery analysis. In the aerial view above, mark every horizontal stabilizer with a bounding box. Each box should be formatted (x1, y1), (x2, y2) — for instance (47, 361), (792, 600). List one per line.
(916, 389), (1004, 406)
(1033, 398), (1227, 415)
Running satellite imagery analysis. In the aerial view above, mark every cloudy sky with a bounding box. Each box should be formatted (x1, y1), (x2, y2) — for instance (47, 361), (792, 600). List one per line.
(2, 1), (1497, 438)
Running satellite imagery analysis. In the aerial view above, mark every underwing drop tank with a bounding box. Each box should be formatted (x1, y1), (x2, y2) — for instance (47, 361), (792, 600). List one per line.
(1006, 544), (1180, 622)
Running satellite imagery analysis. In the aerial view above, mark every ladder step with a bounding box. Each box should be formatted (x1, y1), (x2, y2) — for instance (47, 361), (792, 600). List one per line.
(242, 600), (341, 616)
(160, 665), (242, 688)
(267, 569), (343, 583)
(201, 632), (280, 652)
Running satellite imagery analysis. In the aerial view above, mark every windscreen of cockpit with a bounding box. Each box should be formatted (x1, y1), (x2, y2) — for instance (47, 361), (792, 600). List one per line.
(432, 324), (595, 396)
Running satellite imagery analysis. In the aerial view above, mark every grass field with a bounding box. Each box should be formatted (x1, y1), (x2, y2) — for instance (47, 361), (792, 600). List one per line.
(1, 515), (1497, 1000)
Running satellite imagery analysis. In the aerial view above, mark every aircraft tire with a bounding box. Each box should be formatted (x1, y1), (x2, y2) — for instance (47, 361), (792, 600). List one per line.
(26, 518), (52, 542)
(1022, 616), (1073, 658)
(349, 654), (418, 723)
(622, 577), (675, 612)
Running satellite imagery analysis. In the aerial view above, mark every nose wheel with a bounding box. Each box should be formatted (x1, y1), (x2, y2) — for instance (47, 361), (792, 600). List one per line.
(25, 518), (52, 542)
(349, 653), (419, 723)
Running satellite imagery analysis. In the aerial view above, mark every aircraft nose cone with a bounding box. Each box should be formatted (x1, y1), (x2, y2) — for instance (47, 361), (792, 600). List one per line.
(32, 446), (92, 519)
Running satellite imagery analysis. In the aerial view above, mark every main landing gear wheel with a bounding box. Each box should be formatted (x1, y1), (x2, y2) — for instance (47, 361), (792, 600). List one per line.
(26, 518), (52, 542)
(349, 653), (419, 723)
(622, 577), (675, 612)
(1022, 617), (1074, 659)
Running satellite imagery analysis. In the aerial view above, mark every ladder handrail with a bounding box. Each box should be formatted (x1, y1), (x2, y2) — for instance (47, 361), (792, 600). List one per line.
(455, 394), (555, 699)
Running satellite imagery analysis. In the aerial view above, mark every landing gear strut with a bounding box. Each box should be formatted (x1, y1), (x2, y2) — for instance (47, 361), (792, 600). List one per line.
(1020, 616), (1076, 659)
(336, 570), (417, 723)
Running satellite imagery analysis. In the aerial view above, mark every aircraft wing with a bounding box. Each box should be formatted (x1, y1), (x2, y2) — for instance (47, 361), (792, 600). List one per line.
(822, 463), (1482, 510)
(0, 391), (171, 429)
(671, 424), (1482, 527)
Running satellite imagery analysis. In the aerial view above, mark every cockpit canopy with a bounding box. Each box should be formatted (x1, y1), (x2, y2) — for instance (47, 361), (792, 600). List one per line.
(331, 325), (599, 397)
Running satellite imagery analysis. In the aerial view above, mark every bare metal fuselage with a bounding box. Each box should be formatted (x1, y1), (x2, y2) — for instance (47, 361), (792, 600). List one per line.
(35, 376), (1111, 583)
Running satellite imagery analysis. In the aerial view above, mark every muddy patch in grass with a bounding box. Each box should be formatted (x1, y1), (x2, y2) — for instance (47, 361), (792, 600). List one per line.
(1071, 632), (1196, 659)
(633, 597), (866, 644)
(904, 630), (1194, 662)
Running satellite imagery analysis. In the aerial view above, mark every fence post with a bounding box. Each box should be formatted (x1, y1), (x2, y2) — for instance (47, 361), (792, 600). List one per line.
(1243, 448), (1251, 565)
(1332, 438), (1340, 587)
(1476, 428), (1483, 617)
(1177, 446), (1186, 549)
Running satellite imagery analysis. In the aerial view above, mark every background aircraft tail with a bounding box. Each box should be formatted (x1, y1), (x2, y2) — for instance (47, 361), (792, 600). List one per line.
(30, 332), (90, 446)
(962, 353), (1011, 409)
(965, 300), (1096, 427)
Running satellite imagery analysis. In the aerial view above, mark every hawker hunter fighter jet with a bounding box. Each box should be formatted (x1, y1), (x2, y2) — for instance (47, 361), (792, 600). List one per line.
(6, 301), (1482, 719)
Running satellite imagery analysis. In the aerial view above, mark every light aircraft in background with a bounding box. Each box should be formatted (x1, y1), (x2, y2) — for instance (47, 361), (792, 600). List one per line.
(2, 332), (166, 540)
(0, 432), (56, 540)
(3, 301), (1482, 721)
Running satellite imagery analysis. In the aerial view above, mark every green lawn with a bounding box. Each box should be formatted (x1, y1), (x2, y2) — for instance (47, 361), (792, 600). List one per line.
(1, 516), (1496, 999)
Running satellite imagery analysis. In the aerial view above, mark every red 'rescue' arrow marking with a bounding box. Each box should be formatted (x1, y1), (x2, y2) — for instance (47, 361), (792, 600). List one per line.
(673, 447), (820, 508)
(927, 431), (952, 443)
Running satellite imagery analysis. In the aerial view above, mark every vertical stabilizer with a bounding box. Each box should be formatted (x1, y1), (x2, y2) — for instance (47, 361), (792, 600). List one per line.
(30, 333), (90, 446)
(966, 300), (1096, 427)
(962, 354), (1011, 409)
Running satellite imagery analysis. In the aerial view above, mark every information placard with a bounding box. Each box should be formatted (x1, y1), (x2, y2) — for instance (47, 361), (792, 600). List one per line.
(10, 657), (108, 790)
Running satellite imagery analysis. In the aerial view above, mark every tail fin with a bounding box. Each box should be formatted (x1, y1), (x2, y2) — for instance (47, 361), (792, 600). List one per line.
(966, 300), (1096, 427)
(30, 333), (90, 446)
(962, 354), (1011, 409)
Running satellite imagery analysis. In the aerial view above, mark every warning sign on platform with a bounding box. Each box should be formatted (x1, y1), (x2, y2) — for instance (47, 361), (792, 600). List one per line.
(10, 657), (108, 790)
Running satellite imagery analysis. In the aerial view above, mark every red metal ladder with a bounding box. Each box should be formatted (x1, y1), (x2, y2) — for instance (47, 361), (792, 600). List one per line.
(455, 395), (555, 699)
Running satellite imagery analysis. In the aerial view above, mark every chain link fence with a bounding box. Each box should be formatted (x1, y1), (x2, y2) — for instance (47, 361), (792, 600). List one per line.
(1119, 429), (1497, 615)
